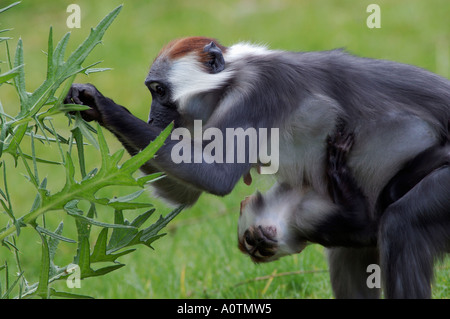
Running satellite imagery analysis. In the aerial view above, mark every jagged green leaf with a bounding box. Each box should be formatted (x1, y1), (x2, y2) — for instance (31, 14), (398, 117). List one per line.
(72, 126), (87, 178)
(107, 209), (155, 252)
(63, 152), (76, 192)
(120, 122), (173, 174)
(52, 32), (70, 69)
(0, 5), (184, 299)
(8, 5), (123, 129)
(64, 5), (122, 77)
(140, 205), (184, 243)
(19, 152), (62, 165)
(4, 123), (28, 160)
(48, 223), (67, 261)
(73, 111), (99, 150)
(77, 237), (91, 276)
(103, 189), (154, 211)
(64, 200), (136, 230)
(0, 64), (22, 85)
(46, 26), (54, 80)
(36, 224), (76, 244)
(1, 271), (24, 299)
(0, 1), (20, 14)
(36, 231), (50, 298)
(111, 190), (146, 203)
(90, 228), (108, 262)
(83, 264), (125, 279)
(49, 288), (94, 299)
(84, 67), (112, 75)
(0, 162), (15, 223)
(13, 38), (28, 109)
(136, 172), (165, 186)
(90, 228), (135, 263)
(60, 104), (91, 112)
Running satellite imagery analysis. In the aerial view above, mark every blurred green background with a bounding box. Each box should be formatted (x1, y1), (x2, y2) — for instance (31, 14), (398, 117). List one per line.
(0, 0), (449, 298)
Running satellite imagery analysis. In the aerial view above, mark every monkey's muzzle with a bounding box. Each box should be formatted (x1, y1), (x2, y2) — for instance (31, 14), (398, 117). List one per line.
(238, 225), (279, 263)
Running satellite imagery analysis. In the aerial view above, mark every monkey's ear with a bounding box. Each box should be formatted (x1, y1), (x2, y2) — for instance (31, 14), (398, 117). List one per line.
(254, 191), (264, 207)
(240, 195), (252, 216)
(203, 41), (225, 73)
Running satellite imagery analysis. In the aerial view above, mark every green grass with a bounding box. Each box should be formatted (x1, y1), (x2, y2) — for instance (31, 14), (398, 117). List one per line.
(0, 0), (449, 298)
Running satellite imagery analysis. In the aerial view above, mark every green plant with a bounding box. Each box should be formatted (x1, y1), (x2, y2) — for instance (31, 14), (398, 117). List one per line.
(0, 2), (182, 299)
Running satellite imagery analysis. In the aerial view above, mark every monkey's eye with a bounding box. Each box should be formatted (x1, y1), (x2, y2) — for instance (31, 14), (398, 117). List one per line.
(244, 231), (255, 247)
(149, 82), (166, 98)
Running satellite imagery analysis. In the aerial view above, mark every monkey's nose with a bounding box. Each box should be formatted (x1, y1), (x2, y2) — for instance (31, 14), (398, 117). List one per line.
(258, 225), (277, 242)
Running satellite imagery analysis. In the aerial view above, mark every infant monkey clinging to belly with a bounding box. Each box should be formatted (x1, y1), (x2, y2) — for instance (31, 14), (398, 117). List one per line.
(238, 127), (376, 263)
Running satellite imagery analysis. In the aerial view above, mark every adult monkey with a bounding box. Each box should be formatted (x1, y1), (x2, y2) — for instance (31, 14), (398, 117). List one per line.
(64, 37), (450, 298)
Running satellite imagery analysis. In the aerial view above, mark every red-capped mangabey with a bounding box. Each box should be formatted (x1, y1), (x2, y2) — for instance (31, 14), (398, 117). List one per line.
(65, 37), (450, 298)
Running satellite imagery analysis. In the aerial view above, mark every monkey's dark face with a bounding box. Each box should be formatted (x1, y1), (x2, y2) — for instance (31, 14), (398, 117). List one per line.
(145, 77), (181, 129)
(144, 55), (181, 129)
(145, 37), (231, 130)
(238, 186), (308, 263)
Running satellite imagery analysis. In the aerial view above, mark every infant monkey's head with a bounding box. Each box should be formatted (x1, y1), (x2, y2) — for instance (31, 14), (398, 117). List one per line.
(237, 183), (309, 263)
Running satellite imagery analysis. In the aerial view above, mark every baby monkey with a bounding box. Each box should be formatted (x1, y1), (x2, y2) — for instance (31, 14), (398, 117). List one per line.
(238, 128), (378, 263)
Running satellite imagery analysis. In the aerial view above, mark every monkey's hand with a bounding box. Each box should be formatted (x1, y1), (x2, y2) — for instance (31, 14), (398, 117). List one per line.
(326, 128), (358, 206)
(327, 130), (354, 178)
(327, 128), (372, 219)
(64, 83), (131, 125)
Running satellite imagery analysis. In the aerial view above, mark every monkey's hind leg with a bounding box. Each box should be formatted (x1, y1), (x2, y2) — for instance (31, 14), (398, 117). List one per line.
(379, 165), (450, 298)
(327, 247), (380, 299)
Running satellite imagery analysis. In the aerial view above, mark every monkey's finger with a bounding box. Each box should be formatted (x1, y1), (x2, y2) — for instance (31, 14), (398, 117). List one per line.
(327, 147), (337, 170)
(65, 86), (85, 105)
(343, 132), (355, 150)
(326, 134), (335, 147)
(64, 87), (77, 104)
(327, 134), (339, 155)
(71, 94), (84, 105)
(334, 140), (346, 165)
(80, 108), (101, 122)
